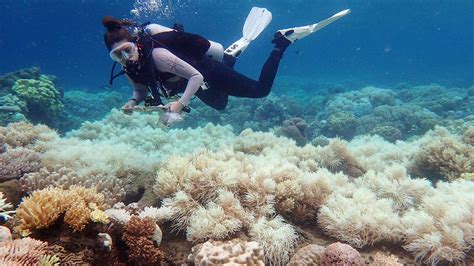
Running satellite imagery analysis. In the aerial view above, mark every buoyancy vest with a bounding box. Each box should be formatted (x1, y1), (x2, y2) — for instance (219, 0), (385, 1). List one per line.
(124, 30), (211, 102)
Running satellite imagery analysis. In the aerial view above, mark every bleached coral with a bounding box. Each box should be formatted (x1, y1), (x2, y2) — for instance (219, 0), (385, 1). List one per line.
(20, 167), (126, 205)
(0, 147), (41, 181)
(356, 166), (434, 212)
(189, 239), (265, 265)
(401, 179), (473, 264)
(0, 121), (58, 148)
(249, 216), (298, 265)
(317, 187), (403, 248)
(411, 126), (473, 180)
(0, 192), (14, 221)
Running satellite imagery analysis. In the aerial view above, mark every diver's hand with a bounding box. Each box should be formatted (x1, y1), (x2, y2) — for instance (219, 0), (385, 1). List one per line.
(167, 101), (185, 113)
(122, 99), (137, 111)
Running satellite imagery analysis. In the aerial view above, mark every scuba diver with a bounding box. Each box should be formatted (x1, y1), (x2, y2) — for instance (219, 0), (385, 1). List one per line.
(104, 7), (350, 125)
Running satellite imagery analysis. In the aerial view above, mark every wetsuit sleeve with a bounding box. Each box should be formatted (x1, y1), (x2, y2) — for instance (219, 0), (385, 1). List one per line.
(152, 48), (203, 106)
(127, 76), (148, 103)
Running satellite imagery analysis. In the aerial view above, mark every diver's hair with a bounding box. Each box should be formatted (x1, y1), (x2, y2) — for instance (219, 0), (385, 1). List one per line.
(102, 16), (135, 50)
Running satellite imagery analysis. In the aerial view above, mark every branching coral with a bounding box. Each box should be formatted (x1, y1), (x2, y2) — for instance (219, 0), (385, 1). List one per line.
(14, 186), (108, 236)
(122, 215), (164, 264)
(0, 147), (41, 182)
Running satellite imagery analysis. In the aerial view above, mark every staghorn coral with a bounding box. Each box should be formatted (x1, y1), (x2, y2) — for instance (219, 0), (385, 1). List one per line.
(321, 242), (363, 265)
(0, 237), (48, 265)
(288, 244), (325, 265)
(14, 186), (108, 235)
(317, 187), (403, 248)
(0, 147), (41, 182)
(411, 126), (473, 181)
(122, 215), (164, 264)
(189, 239), (265, 265)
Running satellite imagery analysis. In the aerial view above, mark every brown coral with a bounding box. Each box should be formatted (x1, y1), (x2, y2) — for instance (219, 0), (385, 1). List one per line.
(122, 216), (164, 264)
(322, 242), (363, 265)
(0, 147), (41, 181)
(288, 244), (325, 265)
(0, 237), (48, 265)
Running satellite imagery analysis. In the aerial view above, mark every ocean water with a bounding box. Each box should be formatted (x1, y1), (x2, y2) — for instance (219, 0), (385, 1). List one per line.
(0, 1), (473, 265)
(1, 0), (472, 89)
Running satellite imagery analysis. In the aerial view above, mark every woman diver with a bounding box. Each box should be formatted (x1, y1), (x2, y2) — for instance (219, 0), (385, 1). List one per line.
(103, 8), (350, 122)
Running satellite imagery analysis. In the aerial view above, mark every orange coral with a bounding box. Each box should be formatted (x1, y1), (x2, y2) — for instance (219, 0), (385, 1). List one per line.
(122, 216), (164, 264)
(13, 187), (65, 236)
(14, 186), (108, 235)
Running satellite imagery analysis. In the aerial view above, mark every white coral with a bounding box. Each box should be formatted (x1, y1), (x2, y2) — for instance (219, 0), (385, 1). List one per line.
(0, 192), (14, 221)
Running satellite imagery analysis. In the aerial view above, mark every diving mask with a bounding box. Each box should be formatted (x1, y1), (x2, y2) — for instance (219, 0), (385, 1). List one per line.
(109, 42), (139, 63)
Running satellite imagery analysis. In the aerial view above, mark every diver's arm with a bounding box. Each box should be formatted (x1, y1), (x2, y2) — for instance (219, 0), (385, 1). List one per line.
(127, 76), (148, 103)
(152, 48), (203, 107)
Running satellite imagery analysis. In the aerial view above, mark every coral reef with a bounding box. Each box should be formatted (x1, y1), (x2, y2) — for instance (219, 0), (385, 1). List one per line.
(410, 126), (473, 181)
(189, 239), (265, 265)
(13, 186), (107, 236)
(277, 117), (308, 146)
(122, 215), (164, 264)
(0, 237), (49, 265)
(12, 75), (64, 126)
(0, 147), (41, 182)
(0, 192), (15, 221)
(288, 244), (325, 265)
(322, 242), (364, 265)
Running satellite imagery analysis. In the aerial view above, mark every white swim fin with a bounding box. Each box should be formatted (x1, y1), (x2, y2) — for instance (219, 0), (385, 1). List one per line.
(275, 9), (351, 43)
(225, 7), (272, 57)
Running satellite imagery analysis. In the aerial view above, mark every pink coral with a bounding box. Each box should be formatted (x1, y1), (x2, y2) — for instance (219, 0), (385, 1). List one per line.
(322, 242), (363, 265)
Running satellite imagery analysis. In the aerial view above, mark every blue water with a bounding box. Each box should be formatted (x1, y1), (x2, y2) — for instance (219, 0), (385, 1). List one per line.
(0, 0), (472, 90)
